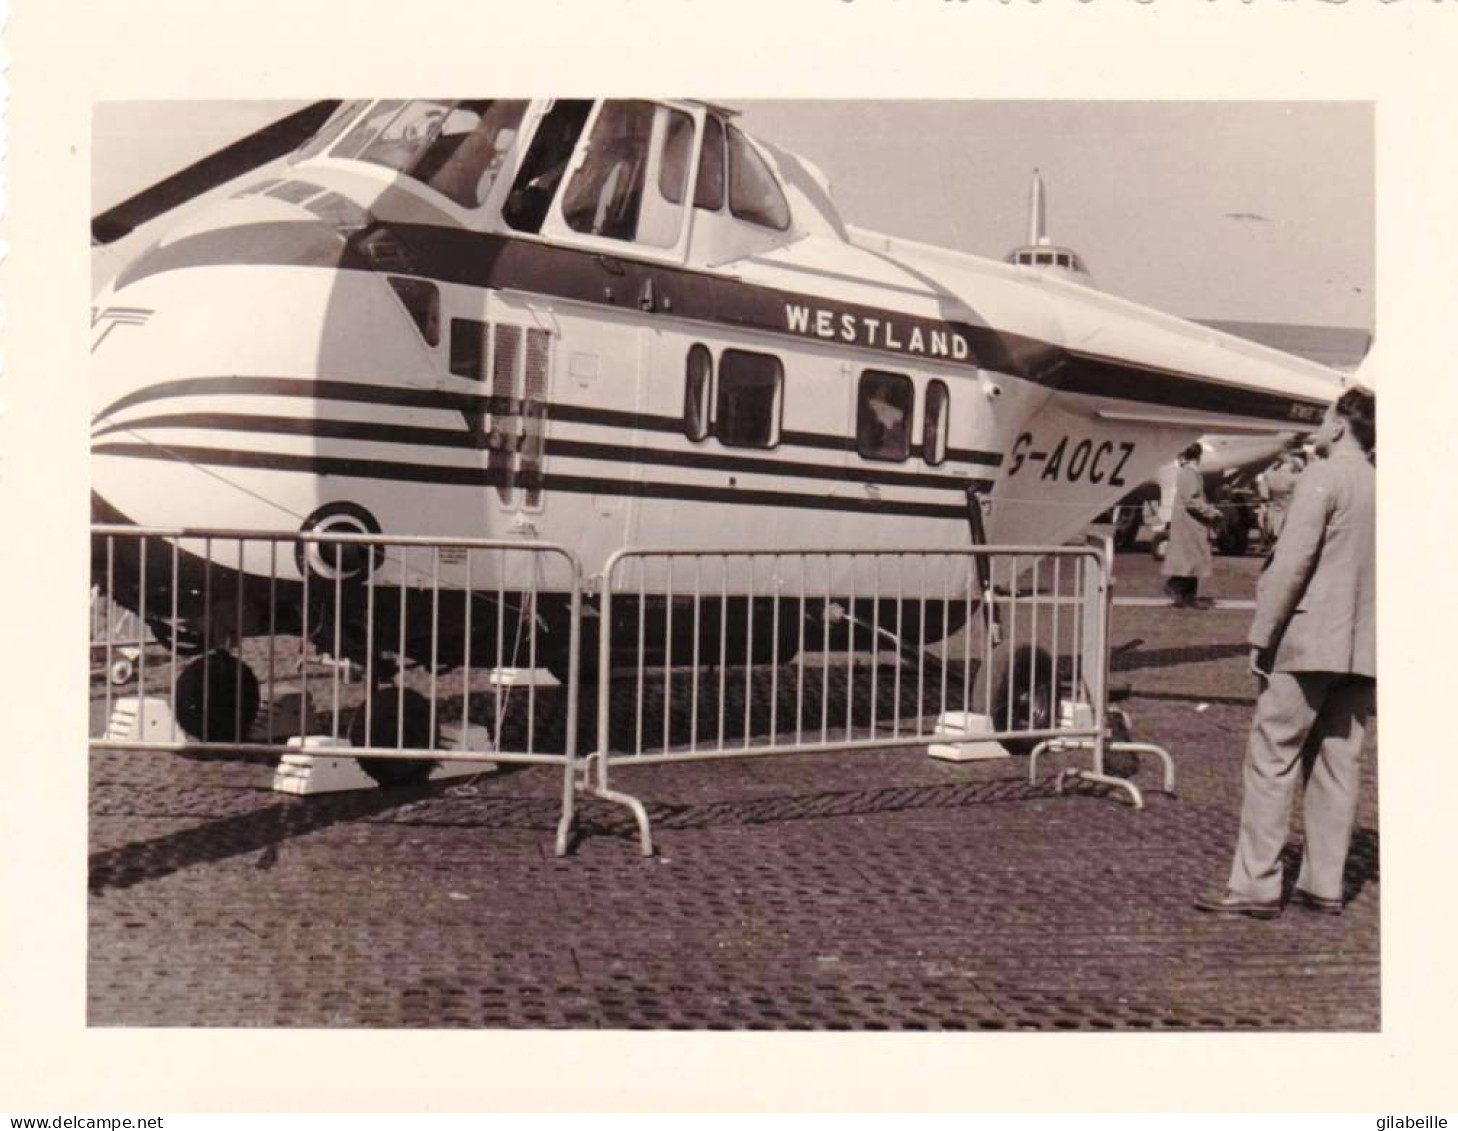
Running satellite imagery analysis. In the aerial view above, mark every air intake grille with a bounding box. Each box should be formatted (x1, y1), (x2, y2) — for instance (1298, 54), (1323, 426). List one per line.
(490, 325), (523, 506)
(522, 329), (551, 509)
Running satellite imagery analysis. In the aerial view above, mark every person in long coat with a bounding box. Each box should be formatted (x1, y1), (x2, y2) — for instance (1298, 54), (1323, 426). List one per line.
(1195, 387), (1376, 919)
(1161, 443), (1223, 607)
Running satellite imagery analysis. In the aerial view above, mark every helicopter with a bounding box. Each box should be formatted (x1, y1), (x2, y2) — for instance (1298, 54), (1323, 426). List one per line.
(90, 98), (1346, 750)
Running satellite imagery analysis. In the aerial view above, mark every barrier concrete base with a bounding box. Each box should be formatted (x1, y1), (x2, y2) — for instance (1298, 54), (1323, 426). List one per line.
(273, 724), (498, 795)
(487, 667), (560, 688)
(927, 711), (1010, 762)
(1059, 700), (1097, 729)
(103, 696), (187, 744)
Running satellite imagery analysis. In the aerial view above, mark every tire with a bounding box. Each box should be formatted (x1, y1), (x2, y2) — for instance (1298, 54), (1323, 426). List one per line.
(174, 651), (261, 743)
(348, 688), (438, 787)
(984, 645), (1057, 756)
(541, 623), (599, 687)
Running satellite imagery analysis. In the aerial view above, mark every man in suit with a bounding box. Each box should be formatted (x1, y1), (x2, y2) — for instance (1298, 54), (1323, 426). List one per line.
(1196, 387), (1376, 919)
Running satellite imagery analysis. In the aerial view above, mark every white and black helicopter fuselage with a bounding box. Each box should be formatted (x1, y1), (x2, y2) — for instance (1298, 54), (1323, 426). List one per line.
(91, 98), (1341, 687)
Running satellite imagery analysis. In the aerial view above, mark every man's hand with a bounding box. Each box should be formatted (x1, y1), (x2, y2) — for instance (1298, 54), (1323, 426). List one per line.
(1249, 646), (1274, 681)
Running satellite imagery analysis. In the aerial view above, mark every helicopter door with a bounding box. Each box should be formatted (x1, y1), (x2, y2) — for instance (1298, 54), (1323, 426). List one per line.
(538, 99), (705, 264)
(533, 101), (704, 547)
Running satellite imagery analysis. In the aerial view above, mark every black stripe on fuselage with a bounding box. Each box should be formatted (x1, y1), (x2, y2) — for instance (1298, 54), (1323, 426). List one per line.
(91, 375), (1006, 466)
(91, 440), (986, 520)
(92, 409), (996, 494)
(112, 219), (1330, 425)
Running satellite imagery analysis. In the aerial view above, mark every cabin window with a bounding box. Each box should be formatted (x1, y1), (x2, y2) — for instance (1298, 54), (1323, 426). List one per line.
(923, 379), (950, 467)
(715, 349), (782, 449)
(684, 344), (713, 441)
(694, 115), (726, 211)
(857, 370), (913, 462)
(450, 319), (490, 381)
(502, 100), (594, 234)
(561, 101), (693, 248)
(727, 125), (791, 231)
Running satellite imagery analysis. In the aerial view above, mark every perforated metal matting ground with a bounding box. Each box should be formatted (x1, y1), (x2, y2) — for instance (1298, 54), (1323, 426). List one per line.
(88, 552), (1379, 1030)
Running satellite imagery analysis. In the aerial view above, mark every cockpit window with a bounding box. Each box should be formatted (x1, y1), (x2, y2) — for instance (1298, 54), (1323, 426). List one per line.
(329, 99), (529, 208)
(502, 100), (594, 234)
(658, 114), (695, 206)
(694, 115), (725, 211)
(331, 100), (406, 161)
(561, 100), (694, 248)
(727, 125), (790, 232)
(292, 100), (369, 162)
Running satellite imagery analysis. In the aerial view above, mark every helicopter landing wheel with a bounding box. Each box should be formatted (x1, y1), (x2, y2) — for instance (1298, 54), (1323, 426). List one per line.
(985, 645), (1058, 756)
(174, 650), (261, 743)
(347, 687), (438, 787)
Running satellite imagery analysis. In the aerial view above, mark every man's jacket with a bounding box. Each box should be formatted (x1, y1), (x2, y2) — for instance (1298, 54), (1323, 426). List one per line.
(1248, 447), (1375, 677)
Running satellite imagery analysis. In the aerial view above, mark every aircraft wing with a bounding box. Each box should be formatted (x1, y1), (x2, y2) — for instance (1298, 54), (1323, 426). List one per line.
(1192, 320), (1372, 372)
(1095, 407), (1303, 436)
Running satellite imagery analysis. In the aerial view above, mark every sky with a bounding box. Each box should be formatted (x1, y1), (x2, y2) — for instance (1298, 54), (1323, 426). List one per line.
(738, 100), (1372, 329)
(94, 99), (1373, 331)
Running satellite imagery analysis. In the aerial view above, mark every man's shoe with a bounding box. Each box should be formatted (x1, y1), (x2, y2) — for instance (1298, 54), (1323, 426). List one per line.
(1193, 890), (1281, 920)
(1289, 889), (1344, 916)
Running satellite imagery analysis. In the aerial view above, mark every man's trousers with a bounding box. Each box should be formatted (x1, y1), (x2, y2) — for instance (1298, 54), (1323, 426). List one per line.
(1227, 670), (1376, 903)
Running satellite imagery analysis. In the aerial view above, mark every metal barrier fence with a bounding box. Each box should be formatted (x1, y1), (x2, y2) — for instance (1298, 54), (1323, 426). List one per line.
(89, 524), (585, 854)
(584, 542), (1173, 855)
(91, 527), (1172, 857)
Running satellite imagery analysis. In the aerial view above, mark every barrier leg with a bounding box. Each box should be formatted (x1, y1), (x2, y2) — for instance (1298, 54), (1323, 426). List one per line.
(592, 784), (654, 858)
(579, 754), (654, 856)
(1031, 738), (1158, 809)
(1108, 741), (1177, 795)
(1057, 763), (1145, 810)
(1028, 738), (1056, 783)
(555, 758), (579, 858)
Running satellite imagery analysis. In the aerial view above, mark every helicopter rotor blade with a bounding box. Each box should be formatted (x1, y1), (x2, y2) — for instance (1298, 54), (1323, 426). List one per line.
(91, 100), (342, 246)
